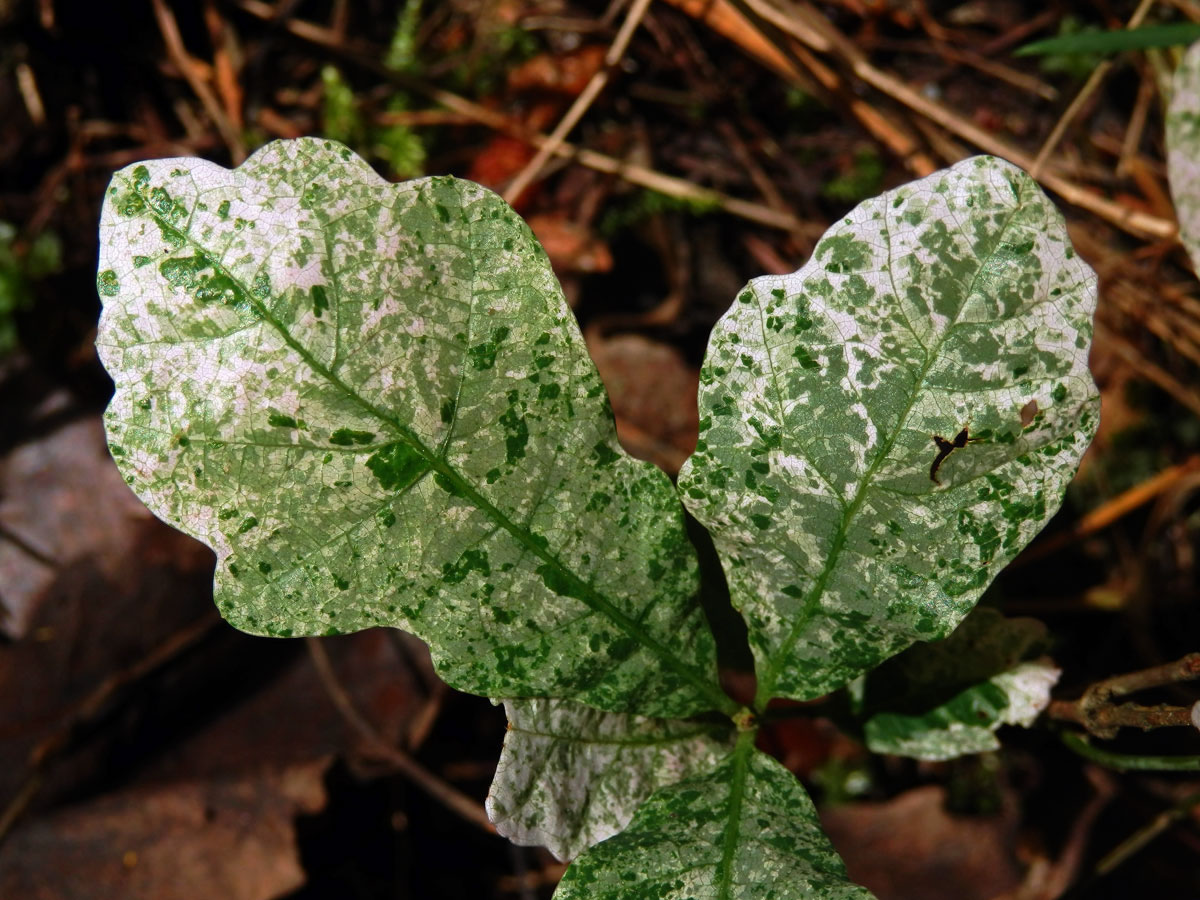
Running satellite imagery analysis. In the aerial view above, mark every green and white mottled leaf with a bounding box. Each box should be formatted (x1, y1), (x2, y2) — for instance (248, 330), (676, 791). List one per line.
(855, 606), (1053, 760)
(1168, 41), (1200, 272)
(859, 605), (1048, 714)
(486, 698), (733, 861)
(678, 155), (1098, 706)
(554, 735), (874, 900)
(95, 138), (725, 717)
(864, 658), (1060, 761)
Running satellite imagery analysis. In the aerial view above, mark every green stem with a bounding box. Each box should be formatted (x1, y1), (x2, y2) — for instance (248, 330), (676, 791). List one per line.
(1059, 730), (1200, 771)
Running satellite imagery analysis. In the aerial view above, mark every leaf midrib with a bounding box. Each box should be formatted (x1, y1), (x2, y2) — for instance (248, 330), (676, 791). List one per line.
(753, 194), (1025, 709)
(124, 169), (736, 717)
(714, 728), (756, 900)
(509, 724), (724, 748)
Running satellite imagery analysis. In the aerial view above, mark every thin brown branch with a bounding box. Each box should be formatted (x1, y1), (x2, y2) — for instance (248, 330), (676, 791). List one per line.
(1097, 323), (1200, 421)
(372, 109), (478, 127)
(772, 1), (1177, 241)
(203, 0), (245, 132)
(0, 614), (221, 845)
(1094, 791), (1200, 878)
(928, 43), (1058, 103)
(1076, 461), (1200, 537)
(663, 0), (820, 86)
(784, 39), (937, 176)
(503, 0), (654, 204)
(1048, 699), (1195, 735)
(1118, 62), (1159, 179)
(978, 8), (1061, 56)
(152, 0), (245, 162)
(15, 62), (45, 126)
(1098, 652), (1200, 699)
(1108, 280), (1200, 370)
(1047, 653), (1200, 739)
(666, 0), (938, 176)
(403, 679), (447, 752)
(304, 638), (495, 835)
(1017, 456), (1200, 564)
(992, 767), (1116, 900)
(717, 120), (787, 213)
(1031, 0), (1154, 178)
(437, 88), (814, 231)
(234, 0), (817, 234)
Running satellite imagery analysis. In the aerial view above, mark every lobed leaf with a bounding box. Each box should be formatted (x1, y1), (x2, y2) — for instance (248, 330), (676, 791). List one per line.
(1168, 41), (1200, 273)
(95, 138), (726, 717)
(679, 155), (1098, 707)
(486, 698), (733, 861)
(554, 734), (875, 900)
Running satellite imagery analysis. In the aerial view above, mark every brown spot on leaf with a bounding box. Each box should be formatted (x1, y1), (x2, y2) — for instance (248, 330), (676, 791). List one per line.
(1020, 399), (1039, 427)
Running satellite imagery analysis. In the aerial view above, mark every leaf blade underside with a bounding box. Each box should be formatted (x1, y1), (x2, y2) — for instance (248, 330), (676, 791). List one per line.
(95, 138), (725, 717)
(678, 155), (1098, 707)
(486, 698), (733, 862)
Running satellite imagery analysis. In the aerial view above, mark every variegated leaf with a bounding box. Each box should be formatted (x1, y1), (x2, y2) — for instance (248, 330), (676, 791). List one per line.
(678, 155), (1098, 706)
(864, 658), (1060, 761)
(1168, 41), (1200, 272)
(554, 735), (875, 899)
(486, 698), (733, 861)
(860, 605), (1048, 711)
(95, 138), (726, 717)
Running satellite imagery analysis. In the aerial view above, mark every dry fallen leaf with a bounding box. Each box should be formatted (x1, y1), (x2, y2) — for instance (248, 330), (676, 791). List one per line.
(527, 213), (613, 276)
(821, 785), (1023, 900)
(587, 333), (700, 474)
(0, 408), (156, 639)
(0, 759), (329, 900)
(508, 45), (607, 96)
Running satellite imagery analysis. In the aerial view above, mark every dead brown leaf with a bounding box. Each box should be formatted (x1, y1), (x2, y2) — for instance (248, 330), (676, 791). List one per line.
(508, 45), (607, 96)
(821, 785), (1023, 900)
(587, 333), (700, 473)
(137, 630), (427, 783)
(0, 759), (329, 900)
(0, 409), (157, 639)
(527, 213), (612, 276)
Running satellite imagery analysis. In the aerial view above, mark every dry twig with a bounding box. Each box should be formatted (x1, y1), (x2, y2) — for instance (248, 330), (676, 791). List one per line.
(305, 638), (496, 835)
(203, 0), (245, 133)
(1097, 323), (1200, 421)
(1047, 653), (1200, 739)
(1018, 457), (1200, 564)
(666, 0), (938, 176)
(1093, 791), (1200, 879)
(151, 0), (245, 162)
(1030, 0), (1156, 178)
(0, 614), (221, 845)
(234, 0), (817, 234)
(750, 1), (1177, 240)
(503, 0), (654, 204)
(1119, 62), (1160, 179)
(994, 767), (1116, 900)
